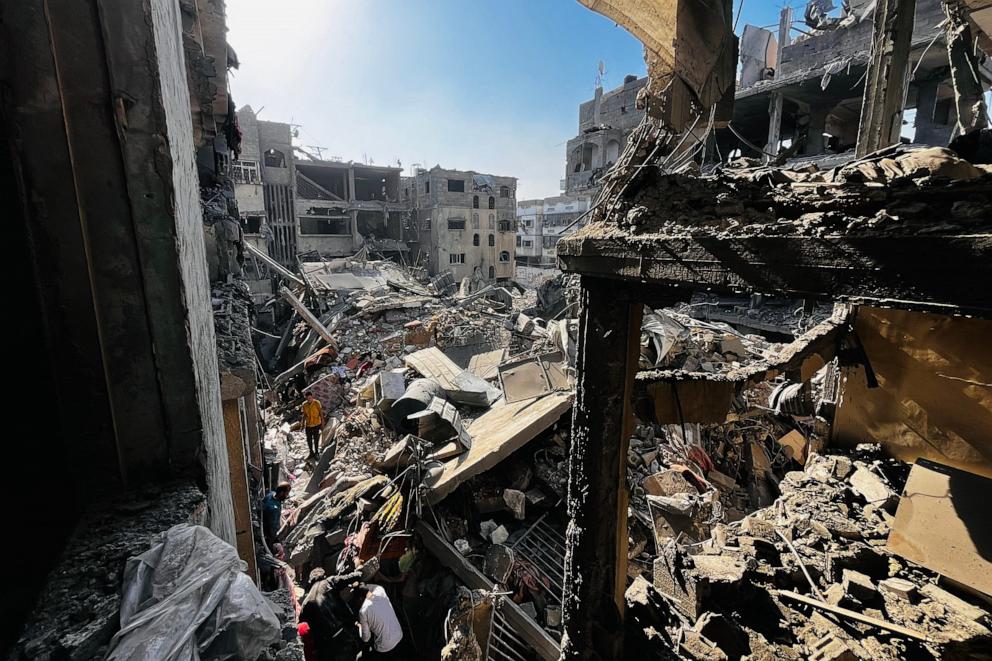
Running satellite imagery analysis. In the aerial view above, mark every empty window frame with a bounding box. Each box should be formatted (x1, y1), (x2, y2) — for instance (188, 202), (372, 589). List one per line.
(447, 218), (466, 231)
(448, 179), (466, 192)
(488, 234), (495, 247)
(488, 196), (495, 209)
(489, 266), (495, 278)
(473, 233), (480, 246)
(425, 181), (430, 194)
(500, 185), (510, 198)
(449, 253), (466, 264)
(498, 220), (513, 232)
(242, 215), (264, 234)
(473, 195), (480, 208)
(499, 250), (510, 262)
(264, 149), (286, 168)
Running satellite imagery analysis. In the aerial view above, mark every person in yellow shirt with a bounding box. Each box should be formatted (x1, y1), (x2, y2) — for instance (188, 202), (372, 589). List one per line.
(301, 391), (324, 456)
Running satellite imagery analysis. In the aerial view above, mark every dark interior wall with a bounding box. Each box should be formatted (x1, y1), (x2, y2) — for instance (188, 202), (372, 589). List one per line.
(0, 86), (81, 657)
(0, 0), (239, 644)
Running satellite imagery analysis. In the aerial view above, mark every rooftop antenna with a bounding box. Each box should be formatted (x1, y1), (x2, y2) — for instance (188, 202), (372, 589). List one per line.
(304, 145), (326, 159)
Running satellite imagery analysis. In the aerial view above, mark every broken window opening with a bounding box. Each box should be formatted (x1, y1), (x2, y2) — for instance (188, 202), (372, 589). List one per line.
(500, 185), (510, 198)
(448, 179), (465, 192)
(447, 218), (466, 231)
(425, 181), (430, 194)
(473, 233), (480, 246)
(499, 250), (510, 262)
(264, 148), (286, 168)
(473, 195), (480, 208)
(498, 220), (513, 232)
(242, 215), (264, 234)
(488, 195), (495, 209)
(449, 253), (465, 264)
(299, 216), (349, 235)
(488, 266), (495, 278)
(488, 234), (495, 247)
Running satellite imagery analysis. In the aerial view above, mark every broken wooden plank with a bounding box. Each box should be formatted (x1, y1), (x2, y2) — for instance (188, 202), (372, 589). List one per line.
(777, 590), (929, 641)
(278, 286), (336, 348)
(245, 242), (305, 287)
(415, 520), (561, 660)
(886, 459), (992, 596)
(425, 392), (572, 504)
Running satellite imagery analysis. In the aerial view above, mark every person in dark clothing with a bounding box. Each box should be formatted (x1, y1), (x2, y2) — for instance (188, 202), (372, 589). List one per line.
(261, 482), (291, 550)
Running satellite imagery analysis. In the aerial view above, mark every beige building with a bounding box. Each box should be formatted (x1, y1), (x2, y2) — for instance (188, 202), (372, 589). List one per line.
(407, 167), (517, 283)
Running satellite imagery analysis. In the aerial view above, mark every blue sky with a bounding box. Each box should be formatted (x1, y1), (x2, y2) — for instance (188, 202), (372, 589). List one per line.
(228, 0), (786, 200)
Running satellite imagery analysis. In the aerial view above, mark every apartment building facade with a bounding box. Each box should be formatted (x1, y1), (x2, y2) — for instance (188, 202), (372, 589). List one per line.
(408, 167), (517, 283)
(516, 194), (591, 266)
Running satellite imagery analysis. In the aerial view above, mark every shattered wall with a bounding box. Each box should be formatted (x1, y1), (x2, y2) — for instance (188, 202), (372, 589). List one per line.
(834, 307), (992, 478)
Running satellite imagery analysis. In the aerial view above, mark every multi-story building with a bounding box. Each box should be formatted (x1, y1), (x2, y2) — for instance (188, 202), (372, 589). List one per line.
(408, 167), (517, 283)
(564, 74), (647, 195)
(516, 194), (591, 266)
(293, 156), (407, 259)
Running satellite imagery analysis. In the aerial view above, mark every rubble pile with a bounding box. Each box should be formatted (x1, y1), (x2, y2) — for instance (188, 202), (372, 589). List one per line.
(626, 447), (992, 661)
(585, 140), (992, 239)
(212, 279), (257, 370)
(245, 242), (990, 660)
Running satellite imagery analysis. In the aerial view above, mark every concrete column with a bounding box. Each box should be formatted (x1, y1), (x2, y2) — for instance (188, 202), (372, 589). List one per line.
(805, 106), (830, 155)
(856, 0), (916, 156)
(562, 277), (643, 660)
(765, 7), (793, 158)
(913, 76), (950, 145)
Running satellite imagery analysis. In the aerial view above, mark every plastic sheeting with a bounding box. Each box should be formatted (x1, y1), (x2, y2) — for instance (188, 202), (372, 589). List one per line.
(106, 524), (280, 661)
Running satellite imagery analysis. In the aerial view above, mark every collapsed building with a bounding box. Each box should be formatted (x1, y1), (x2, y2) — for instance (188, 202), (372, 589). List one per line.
(2, 0), (992, 660)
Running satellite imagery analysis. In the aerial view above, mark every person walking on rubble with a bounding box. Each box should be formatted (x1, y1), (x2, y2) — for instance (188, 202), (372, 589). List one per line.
(262, 482), (291, 552)
(301, 391), (325, 457)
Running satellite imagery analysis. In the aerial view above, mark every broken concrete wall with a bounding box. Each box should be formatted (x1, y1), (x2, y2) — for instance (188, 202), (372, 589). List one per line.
(779, 0), (946, 78)
(833, 307), (992, 477)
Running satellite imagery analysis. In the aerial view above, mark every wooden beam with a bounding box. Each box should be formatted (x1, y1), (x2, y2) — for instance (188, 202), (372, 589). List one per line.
(245, 241), (305, 287)
(777, 590), (929, 640)
(561, 277), (643, 659)
(278, 286), (336, 348)
(856, 0), (917, 156)
(221, 393), (258, 583)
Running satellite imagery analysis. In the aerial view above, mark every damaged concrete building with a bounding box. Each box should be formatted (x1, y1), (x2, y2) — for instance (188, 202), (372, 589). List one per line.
(3, 0), (992, 660)
(408, 166), (518, 283)
(516, 194), (593, 267)
(295, 156), (408, 260)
